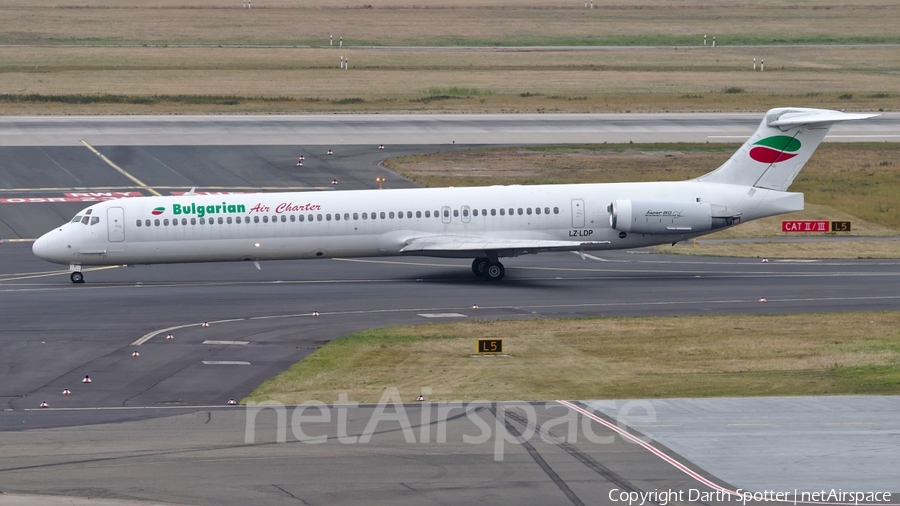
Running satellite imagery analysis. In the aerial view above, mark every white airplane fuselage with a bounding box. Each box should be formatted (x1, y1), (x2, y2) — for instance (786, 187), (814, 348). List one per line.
(33, 180), (799, 266)
(31, 108), (878, 283)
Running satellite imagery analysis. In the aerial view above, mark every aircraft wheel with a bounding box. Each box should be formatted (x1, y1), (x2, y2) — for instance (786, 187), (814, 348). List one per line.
(472, 258), (489, 277)
(70, 272), (85, 284)
(484, 262), (505, 281)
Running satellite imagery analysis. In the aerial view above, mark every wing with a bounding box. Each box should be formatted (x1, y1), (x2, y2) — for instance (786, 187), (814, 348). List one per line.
(399, 235), (610, 256)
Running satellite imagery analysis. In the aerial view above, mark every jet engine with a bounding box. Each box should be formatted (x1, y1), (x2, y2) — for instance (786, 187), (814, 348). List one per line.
(608, 200), (741, 234)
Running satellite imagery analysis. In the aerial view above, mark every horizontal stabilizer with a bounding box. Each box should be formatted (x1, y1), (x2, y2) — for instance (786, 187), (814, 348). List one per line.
(767, 109), (879, 128)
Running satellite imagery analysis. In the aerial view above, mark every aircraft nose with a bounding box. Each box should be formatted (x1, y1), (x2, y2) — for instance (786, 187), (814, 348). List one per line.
(32, 231), (64, 262)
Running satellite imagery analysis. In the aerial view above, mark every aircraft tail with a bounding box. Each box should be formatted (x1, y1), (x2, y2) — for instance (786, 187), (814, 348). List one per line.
(695, 107), (878, 191)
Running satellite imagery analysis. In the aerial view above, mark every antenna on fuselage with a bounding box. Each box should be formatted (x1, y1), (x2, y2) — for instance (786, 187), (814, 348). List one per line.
(186, 187), (196, 196)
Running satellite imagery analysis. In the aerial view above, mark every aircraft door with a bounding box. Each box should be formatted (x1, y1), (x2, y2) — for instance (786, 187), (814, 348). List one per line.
(107, 207), (125, 242)
(441, 206), (451, 224)
(571, 199), (585, 228)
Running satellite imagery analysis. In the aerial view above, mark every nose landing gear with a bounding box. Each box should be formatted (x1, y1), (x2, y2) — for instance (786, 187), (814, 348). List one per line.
(70, 264), (84, 284)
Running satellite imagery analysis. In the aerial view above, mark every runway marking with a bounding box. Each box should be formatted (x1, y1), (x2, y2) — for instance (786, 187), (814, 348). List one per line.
(0, 238), (37, 242)
(572, 251), (608, 262)
(558, 400), (899, 506)
(79, 140), (162, 197)
(202, 340), (250, 345)
(418, 313), (467, 318)
(131, 318), (245, 345)
(0, 265), (119, 282)
(726, 423), (777, 427)
(202, 360), (251, 365)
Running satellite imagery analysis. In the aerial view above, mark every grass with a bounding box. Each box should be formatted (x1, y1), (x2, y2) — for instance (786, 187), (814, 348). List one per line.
(246, 312), (900, 404)
(2, 0), (898, 47)
(384, 143), (900, 231)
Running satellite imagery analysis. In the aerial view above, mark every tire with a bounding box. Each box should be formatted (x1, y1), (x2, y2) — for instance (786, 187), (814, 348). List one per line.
(471, 258), (489, 277)
(484, 262), (505, 281)
(70, 272), (85, 284)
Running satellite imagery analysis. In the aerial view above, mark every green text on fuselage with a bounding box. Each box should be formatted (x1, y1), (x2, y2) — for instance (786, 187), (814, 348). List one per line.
(172, 202), (246, 218)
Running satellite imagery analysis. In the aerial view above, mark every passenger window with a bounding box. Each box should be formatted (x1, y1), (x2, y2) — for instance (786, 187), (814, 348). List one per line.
(453, 210), (459, 217)
(526, 208), (532, 215)
(397, 212), (402, 219)
(155, 219), (160, 226)
(406, 211), (412, 218)
(353, 213), (359, 220)
(499, 208), (505, 216)
(553, 207), (559, 214)
(309, 214), (314, 222)
(252, 216), (258, 223)
(136, 220), (142, 227)
(299, 214), (305, 222)
(334, 214), (340, 221)
(173, 218), (178, 226)
(362, 213), (367, 220)
(263, 216), (269, 223)
(491, 209), (496, 216)
(509, 208), (514, 215)
(191, 218), (197, 224)
(482, 209), (487, 216)
(290, 215), (295, 222)
(535, 207), (541, 215)
(425, 211), (430, 218)
(462, 209), (469, 217)
(218, 217), (224, 224)
(380, 212), (386, 219)
(473, 209), (478, 217)
(164, 219), (169, 226)
(281, 215), (287, 222)
(317, 214), (323, 221)
(433, 210), (439, 217)
(545, 207), (550, 214)
(90, 217), (99, 225)
(388, 212), (394, 219)
(227, 217), (233, 224)
(326, 214), (332, 221)
(145, 219), (151, 227)
(182, 218), (187, 225)
(443, 210), (449, 218)
(345, 213), (350, 220)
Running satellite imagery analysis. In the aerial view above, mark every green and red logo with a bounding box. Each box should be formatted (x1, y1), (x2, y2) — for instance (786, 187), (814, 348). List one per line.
(750, 135), (801, 164)
(151, 207), (165, 215)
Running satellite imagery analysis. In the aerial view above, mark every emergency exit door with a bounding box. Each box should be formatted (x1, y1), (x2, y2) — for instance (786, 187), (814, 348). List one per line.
(571, 199), (585, 228)
(107, 207), (125, 242)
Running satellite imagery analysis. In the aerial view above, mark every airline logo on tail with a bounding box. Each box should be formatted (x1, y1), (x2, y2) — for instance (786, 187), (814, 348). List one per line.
(749, 135), (801, 164)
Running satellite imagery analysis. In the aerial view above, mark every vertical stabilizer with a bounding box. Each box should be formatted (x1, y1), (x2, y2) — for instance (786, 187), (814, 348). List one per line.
(695, 108), (878, 191)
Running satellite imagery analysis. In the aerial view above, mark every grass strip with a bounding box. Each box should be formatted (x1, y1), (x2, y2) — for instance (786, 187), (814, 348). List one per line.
(246, 312), (900, 404)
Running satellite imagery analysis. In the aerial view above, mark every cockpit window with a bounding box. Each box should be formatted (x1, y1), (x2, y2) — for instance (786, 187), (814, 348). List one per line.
(71, 215), (83, 223)
(81, 216), (90, 225)
(90, 217), (99, 225)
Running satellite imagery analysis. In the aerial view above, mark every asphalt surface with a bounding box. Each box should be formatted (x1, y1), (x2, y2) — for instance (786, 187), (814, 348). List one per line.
(1, 117), (898, 505)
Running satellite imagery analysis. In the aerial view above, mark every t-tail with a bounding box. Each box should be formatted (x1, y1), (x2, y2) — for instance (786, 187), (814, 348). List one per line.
(695, 107), (879, 191)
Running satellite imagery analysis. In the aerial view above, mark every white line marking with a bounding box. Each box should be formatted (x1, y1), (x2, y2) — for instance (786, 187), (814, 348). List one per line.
(202, 360), (251, 365)
(572, 251), (608, 262)
(418, 313), (468, 318)
(131, 318), (245, 345)
(557, 400), (899, 506)
(202, 340), (250, 345)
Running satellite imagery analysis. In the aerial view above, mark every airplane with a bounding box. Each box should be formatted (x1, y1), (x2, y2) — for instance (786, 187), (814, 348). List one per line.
(32, 107), (877, 284)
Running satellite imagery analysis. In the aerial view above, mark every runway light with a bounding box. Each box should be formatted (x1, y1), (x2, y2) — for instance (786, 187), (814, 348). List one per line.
(166, 333), (174, 341)
(472, 304), (479, 310)
(62, 388), (71, 396)
(759, 297), (767, 303)
(762, 257), (769, 263)
(312, 311), (319, 317)
(376, 177), (386, 189)
(132, 351), (140, 357)
(297, 161), (303, 167)
(416, 395), (425, 401)
(82, 375), (91, 383)
(332, 179), (338, 185)
(227, 398), (237, 405)
(40, 401), (49, 408)
(327, 149), (333, 155)
(299, 155), (305, 161)
(379, 144), (385, 150)
(202, 322), (210, 327)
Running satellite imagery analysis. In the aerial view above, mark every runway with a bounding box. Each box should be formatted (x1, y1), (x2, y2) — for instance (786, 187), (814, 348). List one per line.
(1, 115), (898, 505)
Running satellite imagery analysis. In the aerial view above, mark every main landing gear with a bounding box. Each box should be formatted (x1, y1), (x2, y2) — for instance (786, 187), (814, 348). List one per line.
(472, 257), (505, 281)
(70, 264), (84, 284)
